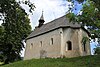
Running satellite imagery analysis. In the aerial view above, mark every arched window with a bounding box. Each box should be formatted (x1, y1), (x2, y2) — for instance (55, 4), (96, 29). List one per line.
(30, 43), (33, 49)
(83, 43), (86, 51)
(67, 41), (72, 50)
(50, 38), (53, 45)
(40, 41), (42, 47)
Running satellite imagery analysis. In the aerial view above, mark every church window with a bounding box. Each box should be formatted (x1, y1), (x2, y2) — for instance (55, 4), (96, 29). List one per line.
(50, 38), (53, 45)
(30, 43), (33, 49)
(83, 43), (86, 51)
(67, 41), (72, 50)
(40, 41), (42, 47)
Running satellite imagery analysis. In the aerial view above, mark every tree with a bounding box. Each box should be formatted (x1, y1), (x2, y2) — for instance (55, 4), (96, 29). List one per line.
(0, 0), (35, 64)
(94, 47), (100, 55)
(66, 0), (100, 54)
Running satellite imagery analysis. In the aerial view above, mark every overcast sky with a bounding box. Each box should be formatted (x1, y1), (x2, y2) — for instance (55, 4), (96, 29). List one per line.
(20, 0), (72, 30)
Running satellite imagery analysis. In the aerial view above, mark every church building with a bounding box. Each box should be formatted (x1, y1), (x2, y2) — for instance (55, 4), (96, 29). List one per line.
(24, 13), (91, 60)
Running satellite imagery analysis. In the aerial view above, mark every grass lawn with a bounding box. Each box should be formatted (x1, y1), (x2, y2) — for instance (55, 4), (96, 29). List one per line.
(0, 55), (100, 67)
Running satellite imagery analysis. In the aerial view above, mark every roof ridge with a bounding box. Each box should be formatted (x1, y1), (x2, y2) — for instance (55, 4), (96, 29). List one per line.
(38, 15), (66, 28)
(26, 15), (83, 39)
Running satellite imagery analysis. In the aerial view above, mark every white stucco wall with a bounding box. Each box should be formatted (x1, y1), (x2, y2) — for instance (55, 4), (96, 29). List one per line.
(24, 28), (62, 60)
(79, 28), (91, 56)
(24, 27), (91, 60)
(63, 28), (80, 57)
(62, 28), (91, 57)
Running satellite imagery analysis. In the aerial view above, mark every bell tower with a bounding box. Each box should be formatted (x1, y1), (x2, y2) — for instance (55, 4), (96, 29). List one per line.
(38, 11), (45, 27)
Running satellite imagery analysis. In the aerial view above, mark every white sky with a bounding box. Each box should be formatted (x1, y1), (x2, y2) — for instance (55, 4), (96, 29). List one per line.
(20, 0), (71, 30)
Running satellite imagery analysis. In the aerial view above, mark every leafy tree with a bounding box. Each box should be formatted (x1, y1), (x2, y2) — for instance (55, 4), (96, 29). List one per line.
(66, 0), (100, 54)
(94, 47), (100, 55)
(0, 26), (4, 62)
(0, 0), (35, 64)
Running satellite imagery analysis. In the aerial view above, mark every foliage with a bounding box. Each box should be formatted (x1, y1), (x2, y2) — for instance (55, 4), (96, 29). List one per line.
(94, 47), (100, 55)
(81, 36), (89, 45)
(66, 0), (100, 38)
(0, 55), (100, 67)
(0, 0), (34, 64)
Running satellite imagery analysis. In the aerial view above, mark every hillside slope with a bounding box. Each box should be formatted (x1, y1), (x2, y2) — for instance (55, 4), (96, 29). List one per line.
(0, 55), (100, 67)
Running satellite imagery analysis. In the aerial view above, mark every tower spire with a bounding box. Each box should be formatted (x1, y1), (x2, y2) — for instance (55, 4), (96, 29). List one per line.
(40, 11), (44, 20)
(38, 11), (45, 27)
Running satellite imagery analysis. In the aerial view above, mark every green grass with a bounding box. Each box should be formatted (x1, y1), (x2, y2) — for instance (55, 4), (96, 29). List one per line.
(0, 55), (100, 67)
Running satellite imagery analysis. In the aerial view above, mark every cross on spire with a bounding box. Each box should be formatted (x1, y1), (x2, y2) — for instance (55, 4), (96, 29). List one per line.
(39, 10), (44, 20)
